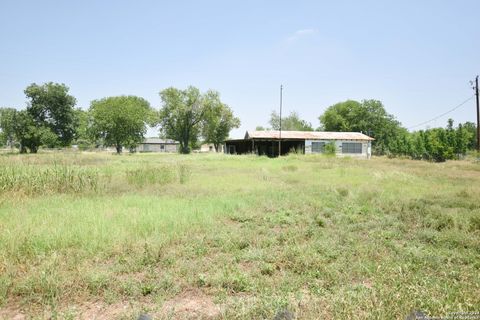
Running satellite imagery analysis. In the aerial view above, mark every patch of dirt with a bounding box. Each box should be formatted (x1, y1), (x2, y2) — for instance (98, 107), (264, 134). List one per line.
(160, 289), (221, 319)
(0, 303), (27, 320)
(77, 301), (131, 319)
(1, 300), (155, 320)
(238, 261), (255, 273)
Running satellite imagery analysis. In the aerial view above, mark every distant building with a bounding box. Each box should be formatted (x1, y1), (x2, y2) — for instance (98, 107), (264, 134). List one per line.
(137, 138), (179, 153)
(224, 130), (374, 158)
(197, 143), (224, 153)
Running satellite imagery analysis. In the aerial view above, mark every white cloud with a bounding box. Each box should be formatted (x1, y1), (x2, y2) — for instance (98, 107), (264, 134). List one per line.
(286, 29), (318, 42)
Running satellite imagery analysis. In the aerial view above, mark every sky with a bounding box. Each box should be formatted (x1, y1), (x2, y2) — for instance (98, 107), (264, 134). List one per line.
(1, 0), (479, 138)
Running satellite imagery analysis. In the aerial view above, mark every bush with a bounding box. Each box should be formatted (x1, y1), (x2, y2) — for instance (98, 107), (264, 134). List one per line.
(324, 141), (337, 156)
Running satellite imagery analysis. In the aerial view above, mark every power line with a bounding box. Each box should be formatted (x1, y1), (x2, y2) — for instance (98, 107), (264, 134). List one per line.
(407, 95), (475, 130)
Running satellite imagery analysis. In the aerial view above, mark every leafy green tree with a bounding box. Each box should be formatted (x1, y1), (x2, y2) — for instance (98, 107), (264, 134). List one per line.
(73, 108), (96, 150)
(24, 82), (78, 147)
(423, 128), (452, 162)
(319, 99), (402, 155)
(158, 86), (217, 154)
(387, 119), (474, 162)
(319, 100), (360, 131)
(14, 111), (53, 153)
(460, 121), (477, 150)
(202, 94), (240, 152)
(270, 111), (313, 131)
(386, 128), (411, 157)
(0, 107), (17, 148)
(454, 123), (472, 157)
(89, 96), (154, 154)
(410, 131), (427, 160)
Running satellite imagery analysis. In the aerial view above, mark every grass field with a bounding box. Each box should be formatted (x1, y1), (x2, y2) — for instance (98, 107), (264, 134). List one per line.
(0, 152), (479, 319)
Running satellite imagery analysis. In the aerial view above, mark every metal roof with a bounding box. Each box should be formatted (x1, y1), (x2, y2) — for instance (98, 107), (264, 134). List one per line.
(245, 130), (374, 141)
(141, 138), (179, 144)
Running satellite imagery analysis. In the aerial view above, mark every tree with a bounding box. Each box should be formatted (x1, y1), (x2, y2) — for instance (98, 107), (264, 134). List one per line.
(269, 111), (313, 131)
(423, 128), (452, 162)
(461, 121), (477, 150)
(319, 100), (360, 131)
(319, 99), (403, 155)
(410, 131), (426, 160)
(89, 96), (154, 154)
(386, 128), (411, 157)
(159, 86), (215, 154)
(202, 94), (240, 152)
(73, 108), (95, 150)
(386, 119), (474, 162)
(0, 107), (17, 148)
(14, 110), (53, 153)
(454, 123), (472, 157)
(24, 82), (78, 147)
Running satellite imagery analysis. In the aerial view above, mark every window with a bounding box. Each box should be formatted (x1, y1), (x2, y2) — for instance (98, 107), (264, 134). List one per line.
(160, 144), (165, 151)
(311, 142), (325, 153)
(342, 142), (362, 154)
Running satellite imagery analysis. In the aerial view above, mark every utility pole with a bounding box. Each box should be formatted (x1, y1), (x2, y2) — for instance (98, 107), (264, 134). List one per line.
(476, 76), (480, 152)
(279, 85), (283, 157)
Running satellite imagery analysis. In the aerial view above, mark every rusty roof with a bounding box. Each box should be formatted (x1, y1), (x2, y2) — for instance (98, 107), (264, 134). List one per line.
(244, 130), (374, 141)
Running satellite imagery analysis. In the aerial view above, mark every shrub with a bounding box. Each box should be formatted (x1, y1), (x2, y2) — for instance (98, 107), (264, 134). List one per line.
(324, 141), (337, 156)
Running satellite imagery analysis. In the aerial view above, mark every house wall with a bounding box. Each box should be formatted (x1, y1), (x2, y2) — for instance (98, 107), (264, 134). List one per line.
(305, 140), (371, 159)
(138, 143), (178, 153)
(198, 144), (224, 152)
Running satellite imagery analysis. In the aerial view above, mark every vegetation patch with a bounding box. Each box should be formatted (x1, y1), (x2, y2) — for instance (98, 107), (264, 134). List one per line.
(126, 164), (191, 187)
(0, 164), (98, 195)
(0, 153), (479, 319)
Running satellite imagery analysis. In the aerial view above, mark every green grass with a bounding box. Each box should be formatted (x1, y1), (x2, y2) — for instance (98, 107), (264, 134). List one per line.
(0, 152), (479, 319)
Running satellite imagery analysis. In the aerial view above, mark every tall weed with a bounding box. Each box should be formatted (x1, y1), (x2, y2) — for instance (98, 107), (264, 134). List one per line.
(0, 165), (98, 195)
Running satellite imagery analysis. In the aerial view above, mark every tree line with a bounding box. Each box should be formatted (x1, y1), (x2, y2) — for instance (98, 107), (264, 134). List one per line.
(2, 83), (476, 161)
(257, 99), (477, 162)
(0, 83), (240, 154)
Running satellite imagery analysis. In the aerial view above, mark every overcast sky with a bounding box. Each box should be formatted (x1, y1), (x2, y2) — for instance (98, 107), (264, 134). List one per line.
(1, 0), (479, 138)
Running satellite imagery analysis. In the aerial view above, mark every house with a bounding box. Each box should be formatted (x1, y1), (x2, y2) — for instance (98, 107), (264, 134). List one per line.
(196, 143), (224, 153)
(137, 138), (179, 153)
(224, 130), (374, 158)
